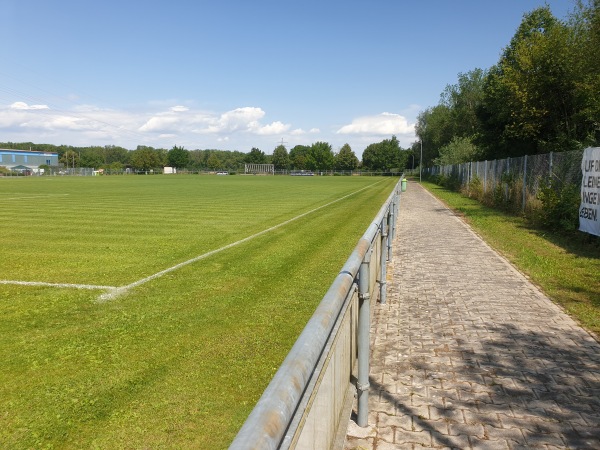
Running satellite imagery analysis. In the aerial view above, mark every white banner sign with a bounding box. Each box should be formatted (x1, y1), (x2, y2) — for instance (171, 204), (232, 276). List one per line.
(579, 147), (600, 236)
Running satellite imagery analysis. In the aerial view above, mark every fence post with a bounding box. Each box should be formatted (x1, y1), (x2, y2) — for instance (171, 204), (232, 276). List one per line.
(523, 155), (527, 211)
(357, 250), (372, 427)
(469, 161), (472, 188)
(522, 155), (528, 212)
(484, 161), (488, 194)
(379, 217), (388, 305)
(506, 157), (510, 202)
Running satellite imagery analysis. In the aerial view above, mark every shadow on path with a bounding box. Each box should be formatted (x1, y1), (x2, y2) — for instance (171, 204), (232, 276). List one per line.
(366, 321), (600, 449)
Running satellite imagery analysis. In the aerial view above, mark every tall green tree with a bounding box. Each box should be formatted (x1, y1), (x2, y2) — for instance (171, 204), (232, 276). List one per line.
(104, 145), (129, 165)
(441, 69), (487, 139)
(188, 149), (208, 169)
(415, 70), (485, 165)
(289, 145), (310, 169)
(414, 3), (600, 163)
(129, 148), (164, 171)
(478, 6), (586, 156)
(334, 143), (359, 171)
(361, 136), (402, 171)
(79, 147), (104, 168)
(207, 153), (222, 170)
(415, 105), (453, 165)
(271, 144), (290, 170)
(245, 147), (267, 164)
(306, 141), (334, 171)
(167, 145), (190, 169)
(434, 136), (484, 165)
(571, 0), (600, 146)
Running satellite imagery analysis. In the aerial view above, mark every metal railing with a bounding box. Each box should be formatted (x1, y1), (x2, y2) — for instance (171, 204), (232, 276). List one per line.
(229, 178), (402, 450)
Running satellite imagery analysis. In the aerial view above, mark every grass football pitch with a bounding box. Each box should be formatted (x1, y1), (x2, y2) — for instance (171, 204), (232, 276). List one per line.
(0, 174), (398, 449)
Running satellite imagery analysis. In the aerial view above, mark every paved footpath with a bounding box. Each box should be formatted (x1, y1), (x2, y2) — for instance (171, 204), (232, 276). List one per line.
(344, 182), (600, 450)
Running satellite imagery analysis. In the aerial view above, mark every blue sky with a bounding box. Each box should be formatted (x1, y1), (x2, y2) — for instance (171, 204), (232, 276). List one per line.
(0, 0), (577, 157)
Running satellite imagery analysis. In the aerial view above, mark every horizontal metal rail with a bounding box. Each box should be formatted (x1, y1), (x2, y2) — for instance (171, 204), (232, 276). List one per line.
(229, 178), (402, 450)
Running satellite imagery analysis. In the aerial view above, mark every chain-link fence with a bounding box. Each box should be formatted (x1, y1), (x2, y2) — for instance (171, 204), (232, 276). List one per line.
(424, 150), (583, 216)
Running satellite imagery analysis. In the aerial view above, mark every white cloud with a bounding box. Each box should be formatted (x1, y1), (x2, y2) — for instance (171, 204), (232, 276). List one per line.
(139, 106), (292, 138)
(139, 115), (181, 132)
(337, 112), (414, 136)
(290, 127), (319, 136)
(1, 99), (410, 154)
(254, 121), (290, 135)
(73, 104), (101, 112)
(10, 101), (49, 110)
(0, 102), (143, 144)
(214, 107), (265, 133)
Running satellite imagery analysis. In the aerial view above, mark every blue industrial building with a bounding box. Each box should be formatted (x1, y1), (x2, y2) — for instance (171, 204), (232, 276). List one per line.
(0, 149), (59, 173)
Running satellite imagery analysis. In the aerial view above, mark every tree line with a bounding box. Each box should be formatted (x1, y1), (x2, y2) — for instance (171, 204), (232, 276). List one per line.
(0, 137), (410, 173)
(413, 1), (600, 167)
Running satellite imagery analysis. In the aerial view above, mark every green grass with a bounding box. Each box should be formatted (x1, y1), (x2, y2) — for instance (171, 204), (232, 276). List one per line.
(0, 175), (398, 449)
(419, 179), (600, 336)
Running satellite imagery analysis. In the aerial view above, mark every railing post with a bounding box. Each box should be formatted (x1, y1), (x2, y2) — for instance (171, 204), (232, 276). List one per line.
(392, 190), (399, 242)
(387, 203), (393, 261)
(357, 249), (372, 427)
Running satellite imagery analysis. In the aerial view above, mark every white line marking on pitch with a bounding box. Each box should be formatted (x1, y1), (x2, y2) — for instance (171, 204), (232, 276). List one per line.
(97, 181), (383, 302)
(0, 280), (117, 290)
(0, 181), (384, 302)
(5, 194), (70, 200)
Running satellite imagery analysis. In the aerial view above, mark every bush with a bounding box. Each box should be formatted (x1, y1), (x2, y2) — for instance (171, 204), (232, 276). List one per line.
(534, 179), (580, 231)
(438, 173), (462, 191)
(465, 175), (483, 200)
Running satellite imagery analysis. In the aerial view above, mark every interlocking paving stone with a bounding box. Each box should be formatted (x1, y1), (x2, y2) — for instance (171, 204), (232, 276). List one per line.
(343, 182), (600, 450)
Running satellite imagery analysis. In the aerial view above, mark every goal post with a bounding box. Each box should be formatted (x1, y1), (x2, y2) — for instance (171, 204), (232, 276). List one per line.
(245, 163), (274, 175)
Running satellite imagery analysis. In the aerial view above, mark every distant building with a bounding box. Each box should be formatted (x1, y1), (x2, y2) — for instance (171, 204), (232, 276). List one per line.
(0, 149), (59, 173)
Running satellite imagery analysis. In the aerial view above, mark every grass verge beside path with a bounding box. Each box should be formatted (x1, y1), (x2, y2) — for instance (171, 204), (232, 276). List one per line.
(419, 179), (600, 337)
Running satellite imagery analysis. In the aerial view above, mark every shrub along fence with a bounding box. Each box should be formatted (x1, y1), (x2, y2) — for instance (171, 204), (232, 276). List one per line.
(423, 149), (583, 230)
(229, 178), (403, 450)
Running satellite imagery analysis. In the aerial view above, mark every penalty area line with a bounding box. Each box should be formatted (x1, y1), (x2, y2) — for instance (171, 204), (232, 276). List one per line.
(98, 180), (385, 302)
